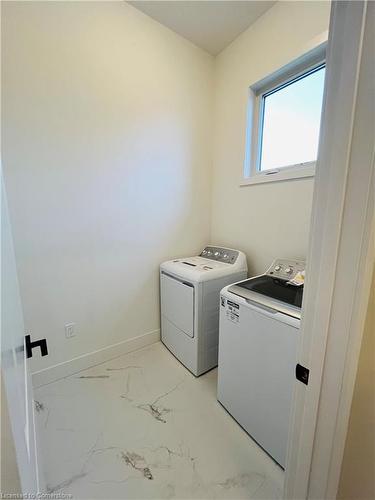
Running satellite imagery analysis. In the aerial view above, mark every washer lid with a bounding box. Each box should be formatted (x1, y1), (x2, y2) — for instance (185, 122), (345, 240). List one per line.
(234, 275), (303, 308)
(228, 275), (303, 320)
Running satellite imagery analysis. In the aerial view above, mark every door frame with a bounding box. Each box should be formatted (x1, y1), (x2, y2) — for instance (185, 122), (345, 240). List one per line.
(284, 1), (374, 499)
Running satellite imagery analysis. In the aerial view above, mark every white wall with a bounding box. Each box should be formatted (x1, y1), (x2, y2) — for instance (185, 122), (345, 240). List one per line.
(211, 1), (331, 275)
(2, 1), (214, 373)
(2, 0), (331, 376)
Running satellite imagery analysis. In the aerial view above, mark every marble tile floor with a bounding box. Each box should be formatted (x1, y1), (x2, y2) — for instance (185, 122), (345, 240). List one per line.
(34, 342), (284, 499)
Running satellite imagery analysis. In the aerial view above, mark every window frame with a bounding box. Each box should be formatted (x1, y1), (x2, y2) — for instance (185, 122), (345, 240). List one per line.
(242, 43), (327, 186)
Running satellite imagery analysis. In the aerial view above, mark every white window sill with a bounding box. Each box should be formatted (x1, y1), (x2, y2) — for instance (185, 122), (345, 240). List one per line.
(240, 163), (315, 187)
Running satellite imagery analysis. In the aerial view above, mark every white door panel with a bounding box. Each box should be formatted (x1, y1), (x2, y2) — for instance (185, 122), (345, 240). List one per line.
(1, 173), (41, 493)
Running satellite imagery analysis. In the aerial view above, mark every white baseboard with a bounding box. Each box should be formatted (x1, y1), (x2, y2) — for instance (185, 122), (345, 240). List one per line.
(32, 329), (160, 388)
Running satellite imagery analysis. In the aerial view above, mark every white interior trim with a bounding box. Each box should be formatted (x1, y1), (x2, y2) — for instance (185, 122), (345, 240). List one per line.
(325, 175), (374, 499)
(31, 329), (160, 388)
(250, 44), (326, 96)
(240, 163), (315, 187)
(242, 34), (328, 185)
(284, 2), (374, 499)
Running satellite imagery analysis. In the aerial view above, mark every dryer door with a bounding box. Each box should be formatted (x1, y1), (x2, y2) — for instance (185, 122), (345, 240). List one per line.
(160, 273), (194, 338)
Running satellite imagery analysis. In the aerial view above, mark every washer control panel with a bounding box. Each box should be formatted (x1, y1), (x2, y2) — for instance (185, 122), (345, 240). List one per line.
(200, 246), (238, 264)
(267, 259), (305, 281)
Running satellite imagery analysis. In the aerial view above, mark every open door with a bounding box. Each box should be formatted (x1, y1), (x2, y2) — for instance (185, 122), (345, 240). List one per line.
(1, 171), (43, 493)
(285, 1), (374, 498)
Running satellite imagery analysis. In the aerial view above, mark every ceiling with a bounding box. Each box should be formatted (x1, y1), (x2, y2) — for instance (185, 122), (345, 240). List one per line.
(128, 1), (276, 55)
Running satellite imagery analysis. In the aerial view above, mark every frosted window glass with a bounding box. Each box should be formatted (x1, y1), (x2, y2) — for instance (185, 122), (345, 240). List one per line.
(259, 66), (325, 171)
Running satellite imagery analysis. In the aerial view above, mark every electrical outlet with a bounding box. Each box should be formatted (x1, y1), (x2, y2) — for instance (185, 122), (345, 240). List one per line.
(65, 323), (76, 338)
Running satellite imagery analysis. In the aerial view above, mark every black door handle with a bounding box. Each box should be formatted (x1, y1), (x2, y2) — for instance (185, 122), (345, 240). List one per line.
(25, 335), (48, 358)
(296, 363), (310, 385)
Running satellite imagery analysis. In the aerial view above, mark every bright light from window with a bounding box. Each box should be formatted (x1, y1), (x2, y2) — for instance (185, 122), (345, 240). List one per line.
(259, 66), (325, 172)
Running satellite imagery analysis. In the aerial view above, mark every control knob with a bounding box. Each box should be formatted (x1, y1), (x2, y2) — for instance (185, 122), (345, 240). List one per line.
(285, 267), (293, 274)
(274, 265), (282, 271)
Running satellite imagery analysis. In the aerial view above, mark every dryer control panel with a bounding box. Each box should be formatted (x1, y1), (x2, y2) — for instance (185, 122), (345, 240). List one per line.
(200, 246), (238, 264)
(267, 259), (305, 282)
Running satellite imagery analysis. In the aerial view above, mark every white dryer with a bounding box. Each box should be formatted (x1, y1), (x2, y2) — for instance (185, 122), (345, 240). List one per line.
(160, 246), (247, 376)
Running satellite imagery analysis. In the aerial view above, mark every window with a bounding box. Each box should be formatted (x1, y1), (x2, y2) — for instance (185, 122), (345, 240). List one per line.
(243, 45), (326, 185)
(260, 65), (325, 172)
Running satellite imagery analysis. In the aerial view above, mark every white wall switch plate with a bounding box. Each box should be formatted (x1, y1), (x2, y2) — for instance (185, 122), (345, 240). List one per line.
(65, 323), (76, 338)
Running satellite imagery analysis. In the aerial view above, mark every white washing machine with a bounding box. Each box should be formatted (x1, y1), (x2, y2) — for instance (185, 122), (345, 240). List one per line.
(160, 246), (247, 376)
(217, 258), (305, 468)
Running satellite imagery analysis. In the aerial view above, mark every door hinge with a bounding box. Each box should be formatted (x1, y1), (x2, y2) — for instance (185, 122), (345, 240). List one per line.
(296, 363), (310, 385)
